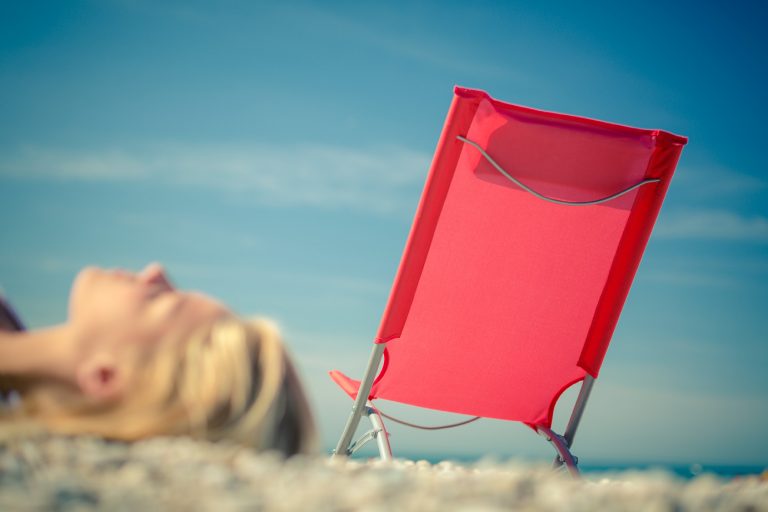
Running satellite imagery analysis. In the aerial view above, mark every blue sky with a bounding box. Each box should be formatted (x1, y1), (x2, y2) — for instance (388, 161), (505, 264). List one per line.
(1, 0), (766, 465)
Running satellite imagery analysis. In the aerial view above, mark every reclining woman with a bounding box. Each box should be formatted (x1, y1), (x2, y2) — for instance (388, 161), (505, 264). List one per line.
(0, 263), (316, 456)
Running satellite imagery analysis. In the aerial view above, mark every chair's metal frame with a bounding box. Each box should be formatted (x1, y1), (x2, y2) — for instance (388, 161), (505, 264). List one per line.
(333, 344), (595, 477)
(330, 110), (678, 475)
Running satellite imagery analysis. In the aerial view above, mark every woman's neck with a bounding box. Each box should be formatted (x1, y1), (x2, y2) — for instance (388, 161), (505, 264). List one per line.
(0, 325), (79, 385)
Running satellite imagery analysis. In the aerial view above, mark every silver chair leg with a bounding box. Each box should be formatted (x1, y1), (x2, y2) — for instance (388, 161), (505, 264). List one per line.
(340, 401), (393, 460)
(333, 344), (386, 457)
(366, 401), (393, 460)
(537, 426), (580, 477)
(538, 375), (596, 477)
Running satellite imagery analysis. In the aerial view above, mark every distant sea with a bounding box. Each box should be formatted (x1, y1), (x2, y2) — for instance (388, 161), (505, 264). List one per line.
(401, 454), (766, 480)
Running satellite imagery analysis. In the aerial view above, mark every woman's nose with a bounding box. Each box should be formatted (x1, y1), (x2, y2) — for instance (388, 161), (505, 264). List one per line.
(139, 262), (174, 290)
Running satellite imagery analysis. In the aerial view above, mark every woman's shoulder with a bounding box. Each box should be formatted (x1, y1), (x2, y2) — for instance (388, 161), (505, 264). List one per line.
(0, 292), (25, 332)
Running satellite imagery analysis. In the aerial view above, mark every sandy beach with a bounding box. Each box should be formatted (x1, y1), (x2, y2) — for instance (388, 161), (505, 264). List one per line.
(1, 434), (765, 511)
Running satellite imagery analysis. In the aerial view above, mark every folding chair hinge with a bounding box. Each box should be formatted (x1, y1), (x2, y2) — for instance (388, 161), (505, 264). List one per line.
(555, 454), (579, 465)
(347, 428), (383, 455)
(543, 431), (571, 448)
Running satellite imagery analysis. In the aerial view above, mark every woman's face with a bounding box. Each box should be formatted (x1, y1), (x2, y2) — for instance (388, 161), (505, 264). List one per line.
(69, 263), (229, 349)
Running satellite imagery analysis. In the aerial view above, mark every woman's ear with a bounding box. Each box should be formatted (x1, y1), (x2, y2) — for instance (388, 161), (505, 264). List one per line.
(75, 353), (125, 400)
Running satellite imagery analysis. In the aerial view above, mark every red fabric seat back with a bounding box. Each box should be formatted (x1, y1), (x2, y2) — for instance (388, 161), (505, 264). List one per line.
(345, 87), (686, 428)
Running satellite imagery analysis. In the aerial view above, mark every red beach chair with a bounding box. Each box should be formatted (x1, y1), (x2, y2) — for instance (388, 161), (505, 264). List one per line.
(330, 87), (687, 475)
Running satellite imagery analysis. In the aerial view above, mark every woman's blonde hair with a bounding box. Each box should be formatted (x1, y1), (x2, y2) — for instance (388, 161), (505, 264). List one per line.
(3, 317), (317, 455)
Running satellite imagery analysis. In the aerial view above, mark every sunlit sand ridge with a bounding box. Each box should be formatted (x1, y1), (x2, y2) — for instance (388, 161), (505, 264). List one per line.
(1, 435), (766, 511)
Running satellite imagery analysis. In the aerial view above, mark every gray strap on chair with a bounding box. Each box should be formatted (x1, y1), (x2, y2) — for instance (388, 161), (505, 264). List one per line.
(457, 135), (660, 206)
(376, 406), (481, 430)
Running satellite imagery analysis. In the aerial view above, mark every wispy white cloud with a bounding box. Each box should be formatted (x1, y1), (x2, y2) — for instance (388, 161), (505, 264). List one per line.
(578, 383), (768, 463)
(0, 143), (429, 214)
(655, 209), (768, 242)
(642, 270), (740, 288)
(286, 4), (510, 80)
(0, 147), (149, 181)
(674, 162), (766, 199)
(640, 252), (768, 289)
(102, 0), (211, 24)
(101, 0), (508, 80)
